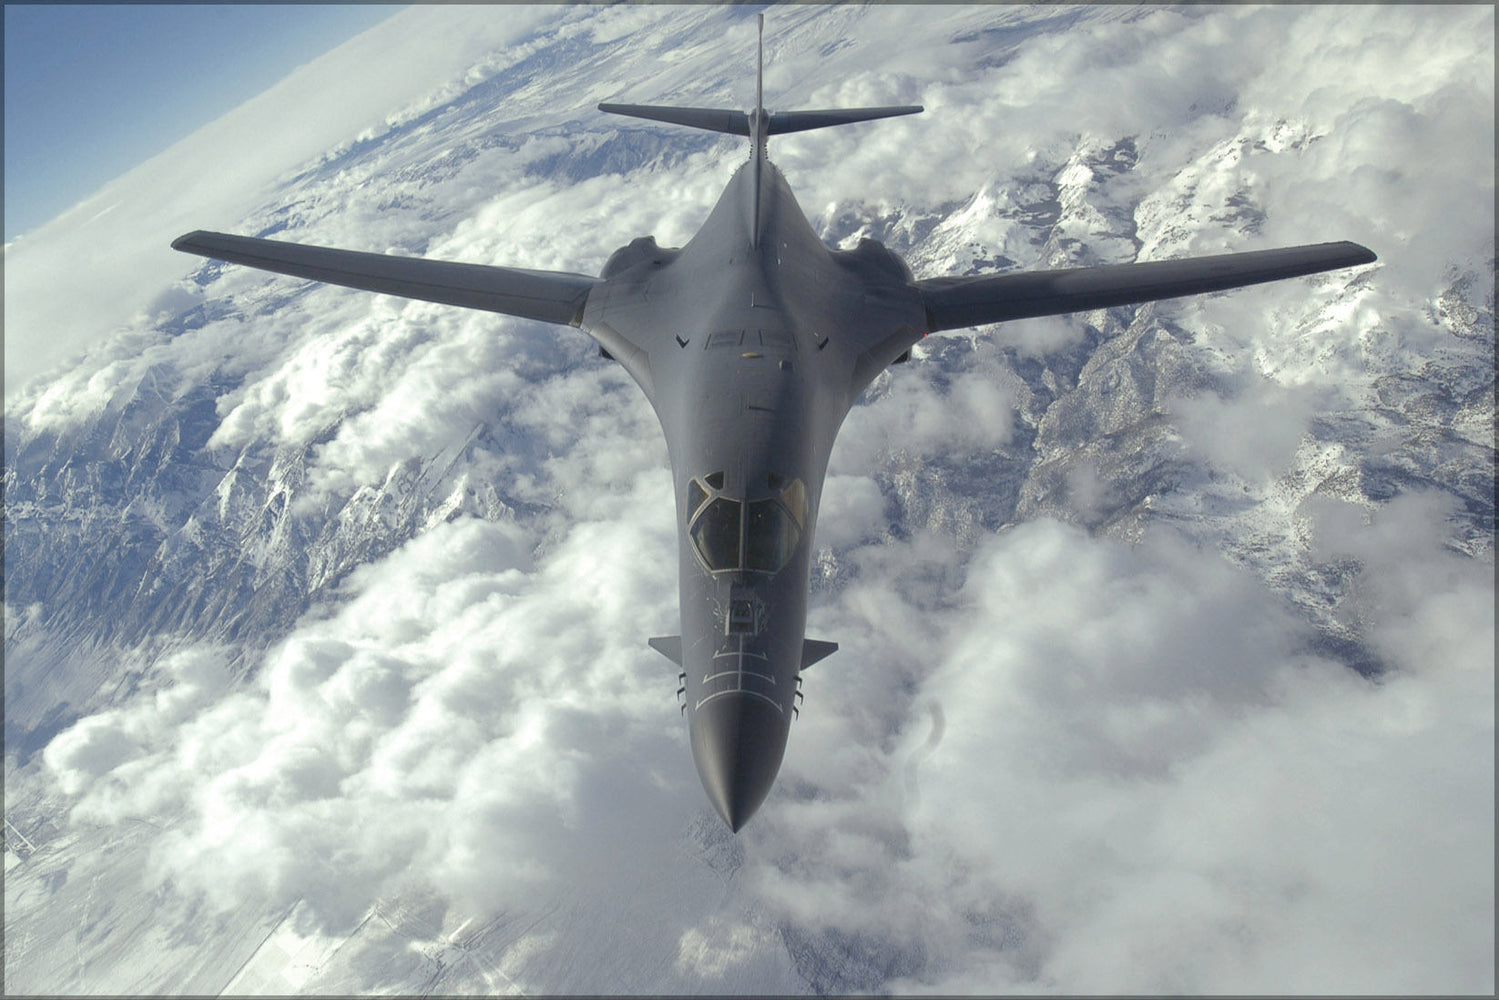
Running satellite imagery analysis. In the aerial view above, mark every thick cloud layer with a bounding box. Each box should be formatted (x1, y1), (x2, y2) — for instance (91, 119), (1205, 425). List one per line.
(8, 3), (1493, 994)
(771, 512), (1493, 993)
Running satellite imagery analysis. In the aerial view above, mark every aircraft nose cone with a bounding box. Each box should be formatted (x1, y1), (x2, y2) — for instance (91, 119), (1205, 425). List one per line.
(689, 693), (790, 832)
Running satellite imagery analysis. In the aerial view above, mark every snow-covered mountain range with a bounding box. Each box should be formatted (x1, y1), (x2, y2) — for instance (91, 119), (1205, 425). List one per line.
(5, 5), (1493, 994)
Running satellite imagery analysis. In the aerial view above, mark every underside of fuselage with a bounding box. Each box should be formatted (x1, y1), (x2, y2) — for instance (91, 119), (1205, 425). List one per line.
(589, 148), (926, 830)
(644, 166), (856, 831)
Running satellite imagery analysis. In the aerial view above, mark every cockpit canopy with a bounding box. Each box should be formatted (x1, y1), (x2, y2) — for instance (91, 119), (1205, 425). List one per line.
(687, 473), (807, 573)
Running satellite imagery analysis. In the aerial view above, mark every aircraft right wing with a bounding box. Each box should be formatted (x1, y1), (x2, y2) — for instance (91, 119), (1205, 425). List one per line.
(172, 230), (596, 327)
(916, 241), (1377, 333)
(768, 106), (923, 134)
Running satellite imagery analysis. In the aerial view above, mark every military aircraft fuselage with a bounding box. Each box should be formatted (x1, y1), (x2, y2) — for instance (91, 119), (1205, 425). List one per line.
(581, 153), (926, 828)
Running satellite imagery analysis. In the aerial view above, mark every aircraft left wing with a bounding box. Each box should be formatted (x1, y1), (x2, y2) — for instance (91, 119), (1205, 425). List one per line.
(916, 241), (1376, 333)
(172, 230), (596, 327)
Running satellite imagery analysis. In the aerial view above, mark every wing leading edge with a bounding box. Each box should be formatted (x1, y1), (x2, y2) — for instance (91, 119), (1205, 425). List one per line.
(172, 230), (596, 327)
(917, 240), (1377, 333)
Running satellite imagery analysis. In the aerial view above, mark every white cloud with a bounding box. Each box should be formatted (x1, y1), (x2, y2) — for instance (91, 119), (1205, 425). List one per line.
(815, 474), (888, 551)
(1307, 490), (1496, 674)
(1169, 378), (1322, 481)
(756, 517), (1493, 994)
(41, 511), (688, 935)
(830, 366), (1018, 475)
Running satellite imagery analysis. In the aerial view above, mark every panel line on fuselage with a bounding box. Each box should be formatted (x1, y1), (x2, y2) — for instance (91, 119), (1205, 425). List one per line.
(696, 632), (785, 715)
(698, 689), (785, 714)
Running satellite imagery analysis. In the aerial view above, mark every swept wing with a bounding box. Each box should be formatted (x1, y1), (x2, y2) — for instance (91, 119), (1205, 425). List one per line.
(917, 241), (1376, 333)
(172, 230), (596, 327)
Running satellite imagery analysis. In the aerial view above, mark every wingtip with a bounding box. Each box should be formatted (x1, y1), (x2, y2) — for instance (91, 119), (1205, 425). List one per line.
(171, 230), (205, 252)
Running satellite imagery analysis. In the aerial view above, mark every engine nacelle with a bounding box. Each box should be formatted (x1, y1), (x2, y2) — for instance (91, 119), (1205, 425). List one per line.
(601, 235), (680, 279)
(834, 237), (914, 284)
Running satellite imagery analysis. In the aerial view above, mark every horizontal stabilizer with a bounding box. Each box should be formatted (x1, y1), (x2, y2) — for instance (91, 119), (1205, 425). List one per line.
(769, 106), (923, 134)
(801, 639), (839, 670)
(598, 104), (923, 138)
(172, 230), (595, 327)
(648, 636), (684, 666)
(918, 241), (1377, 333)
(599, 103), (749, 136)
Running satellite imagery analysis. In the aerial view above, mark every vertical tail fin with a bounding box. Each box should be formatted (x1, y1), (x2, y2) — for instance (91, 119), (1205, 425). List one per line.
(755, 12), (765, 125)
(749, 12), (767, 247)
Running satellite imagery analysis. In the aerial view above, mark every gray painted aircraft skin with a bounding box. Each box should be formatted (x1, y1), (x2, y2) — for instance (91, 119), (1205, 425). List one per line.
(172, 17), (1376, 831)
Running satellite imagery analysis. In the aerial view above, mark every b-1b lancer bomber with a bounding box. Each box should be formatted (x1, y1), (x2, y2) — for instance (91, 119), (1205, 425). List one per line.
(172, 16), (1376, 831)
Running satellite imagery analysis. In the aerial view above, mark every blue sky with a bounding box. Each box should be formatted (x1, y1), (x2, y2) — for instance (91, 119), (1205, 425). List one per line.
(3, 3), (405, 241)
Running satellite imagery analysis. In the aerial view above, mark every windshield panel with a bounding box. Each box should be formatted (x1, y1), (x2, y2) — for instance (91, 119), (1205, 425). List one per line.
(687, 478), (708, 519)
(691, 497), (742, 570)
(780, 479), (808, 527)
(745, 499), (800, 572)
